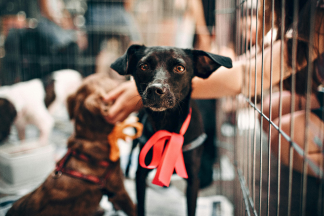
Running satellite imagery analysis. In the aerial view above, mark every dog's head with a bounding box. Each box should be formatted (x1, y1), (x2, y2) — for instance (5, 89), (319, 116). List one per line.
(0, 98), (17, 143)
(67, 74), (118, 136)
(111, 45), (232, 112)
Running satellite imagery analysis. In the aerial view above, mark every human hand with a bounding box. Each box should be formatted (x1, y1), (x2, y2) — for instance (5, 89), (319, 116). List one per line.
(103, 80), (143, 124)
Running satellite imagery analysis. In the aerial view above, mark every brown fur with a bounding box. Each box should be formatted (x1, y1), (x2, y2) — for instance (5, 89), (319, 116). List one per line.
(6, 74), (136, 216)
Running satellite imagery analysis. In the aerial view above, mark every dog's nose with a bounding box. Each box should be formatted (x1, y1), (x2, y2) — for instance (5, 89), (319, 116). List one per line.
(147, 83), (166, 96)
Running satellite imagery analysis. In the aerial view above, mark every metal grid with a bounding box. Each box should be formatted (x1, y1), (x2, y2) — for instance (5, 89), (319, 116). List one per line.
(220, 0), (324, 215)
(0, 0), (323, 215)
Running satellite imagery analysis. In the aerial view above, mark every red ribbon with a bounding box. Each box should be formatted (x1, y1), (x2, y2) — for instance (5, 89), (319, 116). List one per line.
(139, 108), (192, 187)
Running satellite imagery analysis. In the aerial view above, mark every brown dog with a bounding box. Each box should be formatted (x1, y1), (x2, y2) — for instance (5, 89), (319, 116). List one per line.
(6, 74), (136, 216)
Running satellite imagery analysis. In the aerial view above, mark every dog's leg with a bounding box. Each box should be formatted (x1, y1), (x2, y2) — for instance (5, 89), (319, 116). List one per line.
(38, 119), (54, 144)
(125, 139), (138, 177)
(135, 165), (150, 216)
(108, 188), (136, 216)
(186, 173), (200, 216)
(105, 165), (136, 216)
(13, 112), (27, 141)
(184, 146), (204, 216)
(15, 122), (26, 141)
(32, 107), (54, 144)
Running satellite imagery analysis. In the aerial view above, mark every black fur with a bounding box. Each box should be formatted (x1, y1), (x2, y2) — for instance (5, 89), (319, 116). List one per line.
(111, 45), (232, 215)
(0, 98), (17, 144)
(41, 75), (56, 108)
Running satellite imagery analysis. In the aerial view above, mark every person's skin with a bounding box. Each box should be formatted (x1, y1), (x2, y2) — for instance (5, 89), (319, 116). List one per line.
(103, 7), (324, 177)
(240, 14), (257, 48)
(104, 18), (324, 122)
(262, 91), (321, 132)
(39, 0), (68, 27)
(103, 40), (288, 123)
(123, 0), (134, 12)
(271, 109), (324, 177)
(190, 0), (212, 51)
(262, 91), (322, 177)
(102, 38), (323, 178)
(104, 80), (142, 124)
(39, 0), (89, 51)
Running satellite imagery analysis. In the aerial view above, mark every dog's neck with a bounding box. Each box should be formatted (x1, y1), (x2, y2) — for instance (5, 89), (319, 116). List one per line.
(145, 94), (191, 133)
(74, 117), (113, 142)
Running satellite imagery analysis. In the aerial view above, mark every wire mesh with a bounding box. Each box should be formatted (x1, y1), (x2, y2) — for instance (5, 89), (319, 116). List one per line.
(0, 0), (323, 215)
(224, 0), (324, 215)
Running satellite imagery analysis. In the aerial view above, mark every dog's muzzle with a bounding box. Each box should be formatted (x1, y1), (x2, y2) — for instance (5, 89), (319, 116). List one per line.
(143, 83), (176, 111)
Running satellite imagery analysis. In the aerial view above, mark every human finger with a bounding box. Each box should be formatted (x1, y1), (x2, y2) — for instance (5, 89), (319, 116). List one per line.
(103, 81), (131, 102)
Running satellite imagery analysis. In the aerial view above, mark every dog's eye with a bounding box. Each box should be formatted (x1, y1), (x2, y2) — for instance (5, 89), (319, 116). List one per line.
(139, 64), (149, 71)
(174, 65), (185, 73)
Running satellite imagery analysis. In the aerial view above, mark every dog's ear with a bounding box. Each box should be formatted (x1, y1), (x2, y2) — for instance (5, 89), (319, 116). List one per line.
(67, 93), (77, 120)
(84, 93), (100, 115)
(191, 50), (233, 79)
(111, 44), (145, 75)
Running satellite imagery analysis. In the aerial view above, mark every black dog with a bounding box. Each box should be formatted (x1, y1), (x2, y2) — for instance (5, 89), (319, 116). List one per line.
(111, 45), (232, 215)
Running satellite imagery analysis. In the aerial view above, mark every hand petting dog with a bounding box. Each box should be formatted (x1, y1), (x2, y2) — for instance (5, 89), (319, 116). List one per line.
(103, 79), (142, 124)
(6, 74), (137, 216)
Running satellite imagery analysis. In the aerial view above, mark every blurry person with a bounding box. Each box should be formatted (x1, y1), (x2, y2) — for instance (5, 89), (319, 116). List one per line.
(0, 0), (80, 85)
(259, 0), (324, 178)
(84, 0), (142, 79)
(260, 0), (324, 215)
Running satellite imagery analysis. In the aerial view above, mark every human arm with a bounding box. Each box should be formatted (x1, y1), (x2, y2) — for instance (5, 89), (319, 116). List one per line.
(124, 0), (134, 12)
(103, 40), (290, 123)
(39, 0), (66, 26)
(191, 40), (291, 99)
(40, 0), (80, 30)
(189, 0), (212, 51)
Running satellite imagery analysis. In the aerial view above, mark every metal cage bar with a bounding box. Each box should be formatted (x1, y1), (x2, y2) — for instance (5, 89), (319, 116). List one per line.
(287, 0), (298, 215)
(301, 1), (316, 214)
(0, 0), (323, 215)
(230, 0), (323, 215)
(266, 0), (275, 214)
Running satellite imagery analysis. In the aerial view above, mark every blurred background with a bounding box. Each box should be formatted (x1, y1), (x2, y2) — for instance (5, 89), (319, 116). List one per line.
(0, 0), (323, 216)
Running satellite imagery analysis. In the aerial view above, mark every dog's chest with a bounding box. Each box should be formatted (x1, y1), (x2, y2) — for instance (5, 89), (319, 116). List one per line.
(138, 112), (206, 152)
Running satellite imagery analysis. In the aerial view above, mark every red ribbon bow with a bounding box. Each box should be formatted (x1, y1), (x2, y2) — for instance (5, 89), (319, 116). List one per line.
(139, 108), (192, 187)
